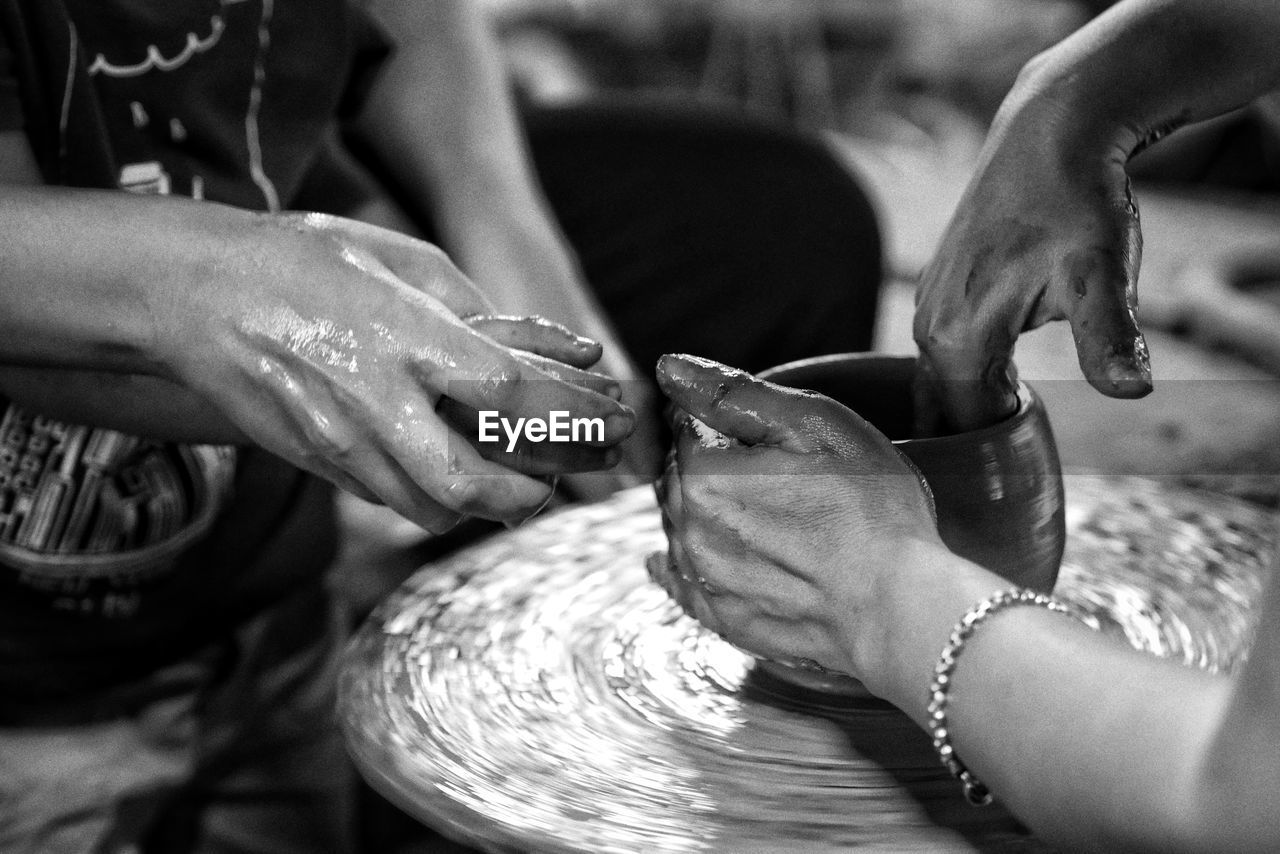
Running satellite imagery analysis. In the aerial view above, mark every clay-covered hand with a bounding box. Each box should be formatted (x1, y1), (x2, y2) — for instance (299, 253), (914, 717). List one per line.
(159, 211), (634, 532)
(649, 353), (938, 673)
(913, 94), (1152, 432)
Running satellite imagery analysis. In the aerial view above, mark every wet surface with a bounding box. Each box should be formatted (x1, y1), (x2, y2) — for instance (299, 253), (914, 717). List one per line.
(339, 477), (1275, 853)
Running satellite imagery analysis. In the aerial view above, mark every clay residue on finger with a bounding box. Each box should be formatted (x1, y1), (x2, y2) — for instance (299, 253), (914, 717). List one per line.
(685, 415), (732, 450)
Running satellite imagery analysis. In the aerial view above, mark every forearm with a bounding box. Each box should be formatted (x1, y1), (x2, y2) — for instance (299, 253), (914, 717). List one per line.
(354, 0), (549, 292)
(350, 0), (626, 346)
(1005, 0), (1280, 159)
(0, 188), (275, 439)
(0, 187), (253, 375)
(849, 539), (1251, 852)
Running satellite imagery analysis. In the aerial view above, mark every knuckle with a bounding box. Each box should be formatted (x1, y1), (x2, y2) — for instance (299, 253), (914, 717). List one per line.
(682, 472), (729, 509)
(476, 354), (524, 407)
(418, 242), (452, 268)
(437, 473), (485, 515)
(299, 414), (358, 460)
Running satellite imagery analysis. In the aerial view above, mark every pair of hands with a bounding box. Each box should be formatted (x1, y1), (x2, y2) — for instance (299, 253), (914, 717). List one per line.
(159, 210), (635, 534)
(652, 86), (1155, 676)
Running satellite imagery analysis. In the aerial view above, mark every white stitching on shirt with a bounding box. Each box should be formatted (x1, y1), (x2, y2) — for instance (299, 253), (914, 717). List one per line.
(88, 16), (226, 78)
(244, 0), (278, 211)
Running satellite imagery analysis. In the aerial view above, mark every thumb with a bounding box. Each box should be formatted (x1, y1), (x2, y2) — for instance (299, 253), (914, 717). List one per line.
(1058, 175), (1152, 400)
(1060, 242), (1152, 399)
(655, 353), (813, 450)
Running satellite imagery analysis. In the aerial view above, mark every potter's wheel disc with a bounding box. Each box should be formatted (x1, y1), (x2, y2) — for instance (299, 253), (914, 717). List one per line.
(339, 477), (1275, 853)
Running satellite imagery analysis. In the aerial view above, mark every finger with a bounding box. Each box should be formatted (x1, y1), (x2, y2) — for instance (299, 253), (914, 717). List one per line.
(310, 447), (465, 535)
(645, 551), (691, 612)
(655, 354), (814, 449)
(345, 395), (558, 522)
(465, 315), (604, 370)
(684, 582), (728, 638)
(717, 608), (847, 672)
(230, 357), (470, 532)
(510, 350), (620, 400)
(1058, 239), (1153, 399)
(413, 317), (636, 447)
(411, 439), (558, 523)
(653, 459), (700, 614)
(912, 339), (1020, 434)
(311, 462), (383, 506)
(656, 449), (682, 541)
(645, 550), (673, 589)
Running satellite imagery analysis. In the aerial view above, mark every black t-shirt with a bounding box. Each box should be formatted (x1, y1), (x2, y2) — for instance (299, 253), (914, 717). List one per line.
(0, 0), (384, 704)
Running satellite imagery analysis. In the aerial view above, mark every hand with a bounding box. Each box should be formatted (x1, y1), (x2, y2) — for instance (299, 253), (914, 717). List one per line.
(913, 95), (1152, 432)
(650, 353), (938, 674)
(158, 211), (635, 532)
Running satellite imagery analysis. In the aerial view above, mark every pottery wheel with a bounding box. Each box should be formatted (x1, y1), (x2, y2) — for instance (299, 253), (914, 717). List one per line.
(338, 476), (1276, 853)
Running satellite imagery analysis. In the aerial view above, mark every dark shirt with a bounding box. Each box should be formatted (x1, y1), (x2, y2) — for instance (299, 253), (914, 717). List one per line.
(0, 0), (382, 703)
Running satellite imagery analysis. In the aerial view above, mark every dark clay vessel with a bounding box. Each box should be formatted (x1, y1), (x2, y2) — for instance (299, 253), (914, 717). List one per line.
(758, 352), (1065, 593)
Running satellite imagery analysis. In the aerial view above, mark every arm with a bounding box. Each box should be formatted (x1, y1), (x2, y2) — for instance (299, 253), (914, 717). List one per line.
(350, 0), (621, 361)
(0, 177), (634, 531)
(915, 0), (1280, 431)
(654, 353), (1280, 853)
(0, 129), (248, 441)
(350, 0), (661, 485)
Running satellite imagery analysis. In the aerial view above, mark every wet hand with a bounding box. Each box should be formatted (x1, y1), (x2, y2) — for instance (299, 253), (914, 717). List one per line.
(161, 212), (634, 532)
(913, 103), (1152, 432)
(650, 353), (938, 674)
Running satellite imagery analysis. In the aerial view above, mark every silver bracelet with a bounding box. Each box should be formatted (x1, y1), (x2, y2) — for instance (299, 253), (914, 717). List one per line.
(928, 587), (1077, 806)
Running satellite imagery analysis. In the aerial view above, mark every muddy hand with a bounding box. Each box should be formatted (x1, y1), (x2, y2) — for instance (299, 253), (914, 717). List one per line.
(650, 353), (937, 673)
(913, 112), (1151, 433)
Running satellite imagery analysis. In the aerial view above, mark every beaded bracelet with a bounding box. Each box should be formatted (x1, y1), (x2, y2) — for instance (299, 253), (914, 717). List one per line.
(927, 587), (1077, 806)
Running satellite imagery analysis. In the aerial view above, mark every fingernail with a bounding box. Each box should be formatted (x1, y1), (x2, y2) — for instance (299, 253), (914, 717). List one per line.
(604, 407), (636, 438)
(1103, 360), (1153, 398)
(504, 477), (557, 527)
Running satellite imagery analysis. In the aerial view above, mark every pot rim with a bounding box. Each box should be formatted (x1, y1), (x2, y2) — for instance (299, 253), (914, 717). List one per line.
(757, 352), (1037, 448)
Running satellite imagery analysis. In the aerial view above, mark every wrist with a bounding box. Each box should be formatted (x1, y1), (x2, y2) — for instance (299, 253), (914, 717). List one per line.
(989, 59), (1128, 175)
(0, 189), (235, 380)
(840, 535), (998, 721)
(142, 201), (266, 382)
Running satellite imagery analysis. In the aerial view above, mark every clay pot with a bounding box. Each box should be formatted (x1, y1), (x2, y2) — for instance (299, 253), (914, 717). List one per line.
(753, 352), (1066, 695)
(758, 352), (1065, 589)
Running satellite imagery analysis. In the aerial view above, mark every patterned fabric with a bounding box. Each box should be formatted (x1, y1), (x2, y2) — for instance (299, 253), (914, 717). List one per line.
(0, 407), (236, 612)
